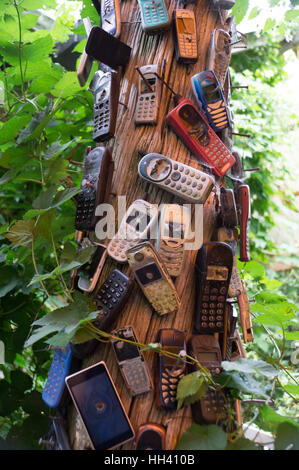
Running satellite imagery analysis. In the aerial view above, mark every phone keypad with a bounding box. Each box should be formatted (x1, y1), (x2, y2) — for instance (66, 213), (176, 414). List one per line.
(199, 283), (228, 332)
(93, 270), (131, 329)
(158, 241), (184, 277)
(42, 346), (73, 408)
(143, 2), (169, 27)
(204, 140), (232, 170)
(136, 94), (156, 124)
(197, 389), (227, 424)
(160, 367), (184, 409)
(122, 358), (152, 395)
(179, 36), (197, 58)
(75, 181), (97, 231)
(94, 99), (110, 141)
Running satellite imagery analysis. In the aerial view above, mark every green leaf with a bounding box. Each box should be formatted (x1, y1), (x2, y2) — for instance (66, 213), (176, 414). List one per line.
(52, 71), (82, 98)
(258, 405), (299, 433)
(231, 0), (249, 24)
(285, 9), (299, 21)
(10, 370), (32, 395)
(226, 436), (258, 450)
(24, 186), (80, 219)
(177, 371), (206, 399)
(22, 35), (53, 63)
(216, 371), (269, 398)
(238, 260), (265, 279)
(285, 331), (299, 341)
(248, 7), (261, 20)
(43, 140), (74, 160)
(0, 115), (32, 145)
(263, 18), (276, 33)
(221, 358), (279, 378)
(178, 383), (209, 409)
(284, 385), (299, 397)
(0, 266), (20, 297)
(16, 106), (52, 144)
(275, 422), (299, 450)
(176, 424), (227, 450)
(25, 292), (99, 347)
(5, 220), (35, 247)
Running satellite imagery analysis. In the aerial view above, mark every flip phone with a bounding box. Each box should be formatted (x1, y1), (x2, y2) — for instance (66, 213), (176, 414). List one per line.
(127, 241), (180, 316)
(217, 227), (242, 298)
(111, 326), (153, 396)
(92, 269), (133, 330)
(75, 146), (114, 232)
(191, 70), (229, 132)
(237, 279), (254, 343)
(85, 27), (131, 69)
(107, 199), (159, 263)
(156, 204), (191, 277)
(135, 64), (162, 125)
(138, 153), (214, 204)
(156, 329), (186, 410)
(194, 242), (233, 333)
(42, 345), (80, 409)
(173, 9), (198, 64)
(206, 29), (231, 99)
(166, 96), (236, 177)
(101, 0), (121, 37)
(91, 64), (121, 142)
(137, 0), (171, 34)
(235, 184), (251, 262)
(219, 187), (238, 228)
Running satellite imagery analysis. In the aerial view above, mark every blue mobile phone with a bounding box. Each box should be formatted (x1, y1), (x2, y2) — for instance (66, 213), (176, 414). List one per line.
(42, 345), (78, 409)
(191, 70), (229, 132)
(137, 0), (170, 34)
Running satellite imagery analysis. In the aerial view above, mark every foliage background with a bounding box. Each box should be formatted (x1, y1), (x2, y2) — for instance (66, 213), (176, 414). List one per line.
(0, 0), (298, 450)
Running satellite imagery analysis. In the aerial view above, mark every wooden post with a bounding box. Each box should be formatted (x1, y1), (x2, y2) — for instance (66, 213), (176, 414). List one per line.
(68, 0), (228, 450)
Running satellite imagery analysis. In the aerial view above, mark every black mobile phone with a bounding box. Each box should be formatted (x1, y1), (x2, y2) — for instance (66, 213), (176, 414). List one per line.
(85, 27), (131, 70)
(65, 361), (135, 450)
(75, 146), (114, 232)
(194, 242), (233, 333)
(39, 417), (71, 450)
(91, 63), (121, 142)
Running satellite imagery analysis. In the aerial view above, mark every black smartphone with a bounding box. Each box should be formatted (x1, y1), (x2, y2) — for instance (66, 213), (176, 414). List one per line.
(65, 361), (135, 450)
(85, 27), (131, 70)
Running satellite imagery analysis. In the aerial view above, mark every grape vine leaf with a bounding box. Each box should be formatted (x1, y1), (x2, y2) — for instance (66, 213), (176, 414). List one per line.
(176, 424), (227, 450)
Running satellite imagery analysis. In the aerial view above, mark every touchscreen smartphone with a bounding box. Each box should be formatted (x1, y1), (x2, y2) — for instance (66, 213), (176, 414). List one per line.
(65, 361), (135, 450)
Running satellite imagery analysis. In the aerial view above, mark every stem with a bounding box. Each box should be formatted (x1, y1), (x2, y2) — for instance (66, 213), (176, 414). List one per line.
(50, 230), (73, 301)
(277, 378), (298, 402)
(31, 241), (50, 298)
(13, 0), (25, 100)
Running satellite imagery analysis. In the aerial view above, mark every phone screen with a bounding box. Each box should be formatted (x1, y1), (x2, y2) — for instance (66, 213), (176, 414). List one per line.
(66, 362), (134, 449)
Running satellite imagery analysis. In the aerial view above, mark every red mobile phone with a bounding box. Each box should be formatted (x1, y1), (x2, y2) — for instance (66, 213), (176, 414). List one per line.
(236, 184), (251, 262)
(166, 97), (235, 177)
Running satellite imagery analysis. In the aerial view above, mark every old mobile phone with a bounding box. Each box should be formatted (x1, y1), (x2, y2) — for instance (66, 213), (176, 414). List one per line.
(173, 10), (198, 64)
(75, 146), (114, 232)
(191, 70), (229, 132)
(188, 335), (227, 425)
(42, 345), (80, 409)
(137, 0), (170, 34)
(138, 153), (214, 204)
(85, 27), (131, 69)
(230, 328), (246, 361)
(235, 184), (251, 262)
(91, 63), (121, 142)
(39, 417), (71, 450)
(127, 241), (180, 316)
(156, 204), (191, 277)
(111, 326), (152, 396)
(135, 64), (162, 125)
(77, 17), (94, 87)
(100, 0), (121, 37)
(92, 269), (133, 329)
(218, 301), (238, 360)
(219, 187), (238, 228)
(166, 96), (236, 177)
(107, 199), (159, 263)
(206, 29), (231, 100)
(237, 279), (254, 343)
(217, 227), (242, 298)
(135, 423), (166, 450)
(156, 329), (186, 410)
(65, 361), (135, 450)
(231, 150), (244, 182)
(76, 242), (107, 292)
(210, 0), (235, 9)
(194, 241), (233, 333)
